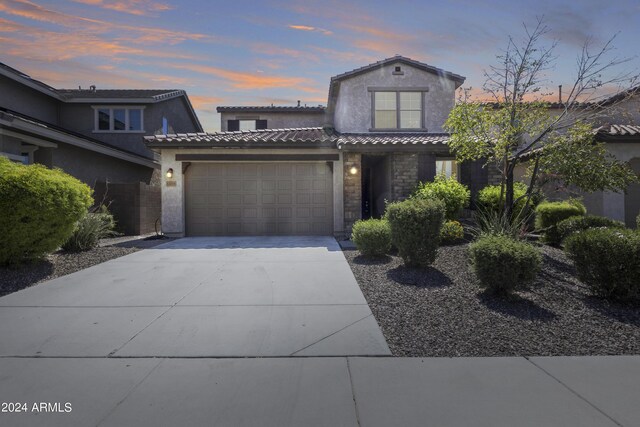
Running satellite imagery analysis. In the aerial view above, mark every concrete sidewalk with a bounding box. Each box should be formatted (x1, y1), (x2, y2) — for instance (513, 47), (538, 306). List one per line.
(0, 355), (638, 426)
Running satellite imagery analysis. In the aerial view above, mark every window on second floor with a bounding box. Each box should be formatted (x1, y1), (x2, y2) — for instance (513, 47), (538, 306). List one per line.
(372, 91), (424, 130)
(227, 119), (268, 131)
(95, 107), (144, 132)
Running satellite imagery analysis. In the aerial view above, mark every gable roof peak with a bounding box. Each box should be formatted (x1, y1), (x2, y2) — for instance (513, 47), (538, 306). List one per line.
(330, 55), (465, 85)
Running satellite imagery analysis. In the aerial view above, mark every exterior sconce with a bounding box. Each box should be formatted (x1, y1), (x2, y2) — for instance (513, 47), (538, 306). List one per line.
(349, 166), (358, 175)
(166, 168), (174, 179)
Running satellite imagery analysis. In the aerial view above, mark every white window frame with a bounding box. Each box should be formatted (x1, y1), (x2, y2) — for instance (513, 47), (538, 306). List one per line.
(92, 106), (146, 133)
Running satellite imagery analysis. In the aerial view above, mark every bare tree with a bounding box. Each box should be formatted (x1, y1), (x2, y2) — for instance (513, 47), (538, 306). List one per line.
(445, 17), (639, 218)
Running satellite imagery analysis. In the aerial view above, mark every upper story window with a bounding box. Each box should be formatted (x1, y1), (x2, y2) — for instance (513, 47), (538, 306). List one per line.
(227, 119), (268, 131)
(94, 107), (144, 132)
(372, 90), (425, 130)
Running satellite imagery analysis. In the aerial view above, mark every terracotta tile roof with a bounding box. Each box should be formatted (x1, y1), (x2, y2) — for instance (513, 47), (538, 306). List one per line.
(145, 127), (451, 148)
(145, 127), (335, 145)
(336, 133), (449, 148)
(216, 105), (325, 113)
(595, 124), (640, 138)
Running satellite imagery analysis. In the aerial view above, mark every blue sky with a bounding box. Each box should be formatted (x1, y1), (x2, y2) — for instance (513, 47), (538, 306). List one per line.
(0, 0), (638, 131)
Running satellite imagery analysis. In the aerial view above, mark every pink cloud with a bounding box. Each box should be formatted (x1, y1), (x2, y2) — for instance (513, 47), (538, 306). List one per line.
(71, 0), (173, 16)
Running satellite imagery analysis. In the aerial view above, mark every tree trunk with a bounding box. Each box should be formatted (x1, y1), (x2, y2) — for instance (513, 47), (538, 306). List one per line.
(505, 164), (515, 218)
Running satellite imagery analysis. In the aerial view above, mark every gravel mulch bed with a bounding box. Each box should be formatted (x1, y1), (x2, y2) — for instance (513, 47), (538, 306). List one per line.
(0, 236), (173, 297)
(345, 243), (640, 357)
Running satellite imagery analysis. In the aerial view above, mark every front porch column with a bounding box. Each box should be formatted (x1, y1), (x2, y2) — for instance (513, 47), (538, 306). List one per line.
(333, 154), (344, 237)
(160, 150), (185, 237)
(343, 152), (361, 236)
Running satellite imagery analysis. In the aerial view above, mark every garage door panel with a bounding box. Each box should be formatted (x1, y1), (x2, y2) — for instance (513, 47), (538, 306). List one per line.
(186, 162), (333, 236)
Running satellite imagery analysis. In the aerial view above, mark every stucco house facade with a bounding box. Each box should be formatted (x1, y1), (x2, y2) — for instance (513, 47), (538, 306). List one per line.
(0, 62), (203, 234)
(148, 56), (500, 237)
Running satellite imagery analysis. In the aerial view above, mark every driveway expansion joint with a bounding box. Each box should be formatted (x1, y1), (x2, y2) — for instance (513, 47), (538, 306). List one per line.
(525, 357), (624, 427)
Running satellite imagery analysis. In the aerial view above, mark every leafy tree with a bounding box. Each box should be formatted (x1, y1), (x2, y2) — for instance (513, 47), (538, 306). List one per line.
(444, 18), (638, 217)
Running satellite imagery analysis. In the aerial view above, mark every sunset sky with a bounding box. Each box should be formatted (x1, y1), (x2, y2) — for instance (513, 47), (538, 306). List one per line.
(1, 0), (639, 131)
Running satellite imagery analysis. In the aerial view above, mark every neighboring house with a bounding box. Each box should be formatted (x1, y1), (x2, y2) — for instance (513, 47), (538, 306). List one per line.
(513, 87), (640, 228)
(217, 104), (325, 131)
(0, 62), (203, 234)
(147, 55), (496, 237)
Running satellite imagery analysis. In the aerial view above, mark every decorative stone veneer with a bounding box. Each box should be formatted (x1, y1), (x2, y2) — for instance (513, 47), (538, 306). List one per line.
(487, 162), (503, 185)
(343, 152), (362, 235)
(390, 153), (419, 200)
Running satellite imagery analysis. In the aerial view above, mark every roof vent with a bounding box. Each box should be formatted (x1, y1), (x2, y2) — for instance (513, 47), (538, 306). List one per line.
(297, 100), (301, 107)
(90, 85), (96, 92)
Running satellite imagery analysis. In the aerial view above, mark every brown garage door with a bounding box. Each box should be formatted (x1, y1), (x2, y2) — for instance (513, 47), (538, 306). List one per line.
(185, 162), (333, 236)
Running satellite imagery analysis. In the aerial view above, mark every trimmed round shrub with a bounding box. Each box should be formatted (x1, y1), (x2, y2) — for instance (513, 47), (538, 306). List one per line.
(477, 182), (542, 218)
(351, 218), (391, 257)
(565, 228), (640, 300)
(556, 215), (625, 244)
(440, 220), (464, 245)
(386, 198), (445, 267)
(535, 200), (586, 245)
(0, 157), (92, 265)
(62, 207), (117, 252)
(413, 174), (470, 220)
(469, 234), (541, 293)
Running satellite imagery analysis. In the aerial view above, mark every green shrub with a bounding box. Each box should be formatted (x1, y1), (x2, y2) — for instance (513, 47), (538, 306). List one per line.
(637, 212), (640, 230)
(565, 228), (640, 300)
(386, 198), (446, 267)
(351, 218), (391, 257)
(0, 157), (92, 265)
(62, 207), (117, 252)
(535, 200), (587, 245)
(470, 207), (528, 240)
(413, 174), (470, 220)
(477, 182), (542, 219)
(440, 220), (464, 245)
(469, 234), (541, 293)
(557, 215), (625, 244)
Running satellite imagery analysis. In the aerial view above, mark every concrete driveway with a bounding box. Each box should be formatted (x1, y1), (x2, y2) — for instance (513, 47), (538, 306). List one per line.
(3, 237), (639, 426)
(0, 236), (390, 357)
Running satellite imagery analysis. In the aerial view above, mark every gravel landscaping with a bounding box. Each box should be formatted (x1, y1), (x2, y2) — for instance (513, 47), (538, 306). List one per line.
(344, 243), (640, 357)
(0, 236), (172, 297)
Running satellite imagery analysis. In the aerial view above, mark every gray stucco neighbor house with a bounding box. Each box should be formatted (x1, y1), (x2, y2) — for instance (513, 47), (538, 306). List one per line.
(0, 62), (203, 234)
(146, 55), (640, 237)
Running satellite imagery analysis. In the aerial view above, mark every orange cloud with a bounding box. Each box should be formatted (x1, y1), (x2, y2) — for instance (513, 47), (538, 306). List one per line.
(71, 0), (173, 16)
(0, 23), (197, 61)
(166, 62), (318, 91)
(0, 0), (211, 45)
(288, 24), (332, 36)
(189, 95), (226, 111)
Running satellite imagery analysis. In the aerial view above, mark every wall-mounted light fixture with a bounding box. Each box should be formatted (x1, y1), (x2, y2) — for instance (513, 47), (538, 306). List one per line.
(166, 168), (174, 179)
(349, 166), (358, 175)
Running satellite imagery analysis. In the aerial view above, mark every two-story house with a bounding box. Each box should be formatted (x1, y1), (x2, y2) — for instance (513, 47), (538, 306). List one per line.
(147, 55), (499, 237)
(0, 62), (203, 234)
(148, 55), (640, 236)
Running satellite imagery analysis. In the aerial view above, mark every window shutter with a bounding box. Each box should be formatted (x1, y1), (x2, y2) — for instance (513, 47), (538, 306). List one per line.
(256, 120), (268, 129)
(227, 120), (239, 131)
